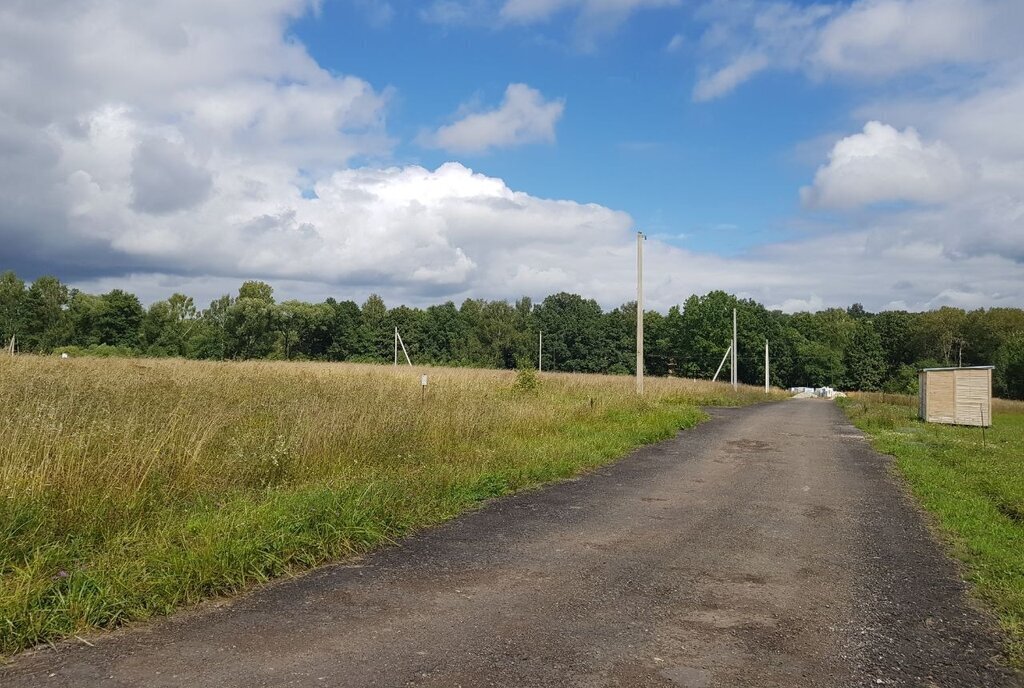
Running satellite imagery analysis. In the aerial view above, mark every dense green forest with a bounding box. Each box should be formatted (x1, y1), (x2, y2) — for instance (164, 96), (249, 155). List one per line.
(1, 270), (1022, 399)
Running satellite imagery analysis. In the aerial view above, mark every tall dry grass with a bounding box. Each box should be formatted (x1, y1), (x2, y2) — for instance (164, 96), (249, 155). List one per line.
(0, 355), (780, 655)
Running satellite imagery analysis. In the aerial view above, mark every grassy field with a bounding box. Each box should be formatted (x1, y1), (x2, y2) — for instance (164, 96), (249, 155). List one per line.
(0, 356), (780, 656)
(840, 393), (1024, 666)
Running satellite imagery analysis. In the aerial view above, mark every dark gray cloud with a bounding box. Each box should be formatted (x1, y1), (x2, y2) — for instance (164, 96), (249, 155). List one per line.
(130, 138), (212, 215)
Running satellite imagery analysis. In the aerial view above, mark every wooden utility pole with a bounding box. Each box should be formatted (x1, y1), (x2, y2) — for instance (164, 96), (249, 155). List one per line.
(636, 231), (645, 396)
(731, 308), (738, 390)
(538, 331), (543, 372)
(394, 327), (399, 367)
(765, 339), (769, 393)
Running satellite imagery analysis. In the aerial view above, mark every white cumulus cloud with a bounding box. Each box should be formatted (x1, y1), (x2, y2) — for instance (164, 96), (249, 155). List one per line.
(421, 84), (565, 154)
(693, 0), (1023, 100)
(813, 0), (1011, 76)
(801, 121), (965, 209)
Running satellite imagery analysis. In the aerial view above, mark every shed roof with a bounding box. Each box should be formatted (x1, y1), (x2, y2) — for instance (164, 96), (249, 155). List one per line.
(918, 365), (995, 372)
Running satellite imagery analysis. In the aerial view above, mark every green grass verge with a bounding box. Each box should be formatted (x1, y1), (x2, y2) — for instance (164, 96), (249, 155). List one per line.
(839, 396), (1024, 667)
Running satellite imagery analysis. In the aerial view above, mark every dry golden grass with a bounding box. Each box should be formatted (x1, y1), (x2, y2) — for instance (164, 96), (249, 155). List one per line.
(0, 355), (781, 655)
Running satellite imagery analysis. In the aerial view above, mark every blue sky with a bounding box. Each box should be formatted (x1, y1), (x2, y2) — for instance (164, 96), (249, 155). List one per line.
(0, 0), (1022, 312)
(292, 1), (849, 254)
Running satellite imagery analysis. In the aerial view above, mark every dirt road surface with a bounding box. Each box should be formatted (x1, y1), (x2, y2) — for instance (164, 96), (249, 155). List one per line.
(3, 400), (1019, 687)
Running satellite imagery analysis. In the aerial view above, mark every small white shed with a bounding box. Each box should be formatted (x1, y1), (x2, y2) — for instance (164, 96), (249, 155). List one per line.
(918, 366), (993, 427)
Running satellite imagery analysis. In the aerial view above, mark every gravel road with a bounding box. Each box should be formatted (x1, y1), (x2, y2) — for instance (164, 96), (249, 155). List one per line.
(3, 399), (1019, 687)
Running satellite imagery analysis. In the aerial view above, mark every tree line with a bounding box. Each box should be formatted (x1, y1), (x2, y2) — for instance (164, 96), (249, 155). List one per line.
(1, 270), (1022, 399)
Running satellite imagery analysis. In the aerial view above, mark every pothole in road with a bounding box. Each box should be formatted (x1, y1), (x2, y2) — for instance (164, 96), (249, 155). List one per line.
(725, 439), (775, 452)
(802, 504), (836, 519)
(660, 665), (710, 687)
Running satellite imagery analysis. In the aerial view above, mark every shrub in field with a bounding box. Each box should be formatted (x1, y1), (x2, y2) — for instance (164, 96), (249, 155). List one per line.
(513, 364), (540, 392)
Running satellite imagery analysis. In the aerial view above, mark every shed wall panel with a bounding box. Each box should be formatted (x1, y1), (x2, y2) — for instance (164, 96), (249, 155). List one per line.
(954, 369), (991, 427)
(925, 371), (956, 424)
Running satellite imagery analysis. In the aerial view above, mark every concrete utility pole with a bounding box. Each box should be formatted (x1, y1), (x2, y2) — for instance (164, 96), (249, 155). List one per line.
(732, 308), (738, 390)
(394, 328), (412, 367)
(538, 331), (543, 372)
(636, 231), (646, 396)
(765, 339), (770, 394)
(713, 344), (731, 383)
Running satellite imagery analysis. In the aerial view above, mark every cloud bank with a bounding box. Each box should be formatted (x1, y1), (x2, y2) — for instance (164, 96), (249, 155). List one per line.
(0, 0), (1021, 316)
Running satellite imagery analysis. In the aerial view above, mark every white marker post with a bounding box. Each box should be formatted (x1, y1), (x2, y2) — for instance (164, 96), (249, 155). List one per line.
(421, 373), (428, 403)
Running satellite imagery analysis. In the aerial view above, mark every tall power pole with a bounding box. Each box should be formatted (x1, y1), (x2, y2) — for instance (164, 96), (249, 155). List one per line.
(765, 339), (770, 394)
(636, 231), (645, 396)
(731, 308), (738, 390)
(538, 331), (543, 372)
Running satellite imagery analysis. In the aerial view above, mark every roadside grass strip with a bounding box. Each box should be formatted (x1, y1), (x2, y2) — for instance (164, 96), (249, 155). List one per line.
(0, 356), (784, 657)
(840, 394), (1024, 667)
